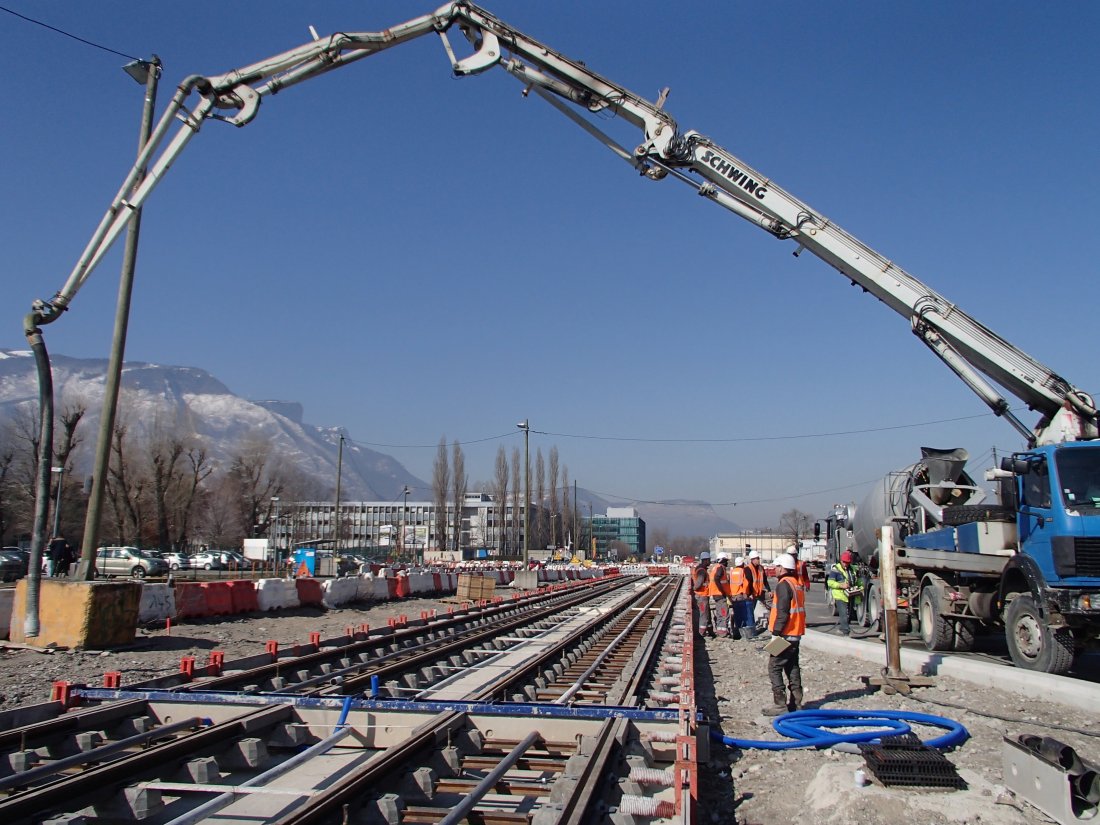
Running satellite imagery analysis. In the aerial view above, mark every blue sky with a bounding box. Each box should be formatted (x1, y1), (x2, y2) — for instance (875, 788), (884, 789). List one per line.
(3, 1), (1098, 530)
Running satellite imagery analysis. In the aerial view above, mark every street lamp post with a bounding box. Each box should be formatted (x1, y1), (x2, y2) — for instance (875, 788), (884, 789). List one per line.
(517, 420), (530, 566)
(50, 466), (64, 538)
(401, 485), (410, 564)
(77, 56), (161, 582)
(271, 496), (280, 571)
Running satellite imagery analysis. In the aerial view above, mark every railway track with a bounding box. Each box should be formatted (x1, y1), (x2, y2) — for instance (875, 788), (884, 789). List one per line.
(0, 574), (699, 824)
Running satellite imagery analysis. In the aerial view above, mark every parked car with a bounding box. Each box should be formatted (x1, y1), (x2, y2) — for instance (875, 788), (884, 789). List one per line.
(218, 550), (249, 569)
(161, 551), (192, 570)
(0, 547), (28, 582)
(94, 546), (168, 579)
(190, 552), (223, 571)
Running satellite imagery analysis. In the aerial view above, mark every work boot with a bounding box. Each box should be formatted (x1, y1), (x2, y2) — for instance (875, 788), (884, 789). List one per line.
(762, 687), (787, 717)
(789, 686), (804, 711)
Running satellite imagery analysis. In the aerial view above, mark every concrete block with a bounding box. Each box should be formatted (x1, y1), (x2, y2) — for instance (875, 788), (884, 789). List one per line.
(8, 580), (141, 649)
(219, 737), (268, 770)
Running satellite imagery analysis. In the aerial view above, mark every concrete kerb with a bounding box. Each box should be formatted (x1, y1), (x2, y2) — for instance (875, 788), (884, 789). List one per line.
(802, 628), (1100, 713)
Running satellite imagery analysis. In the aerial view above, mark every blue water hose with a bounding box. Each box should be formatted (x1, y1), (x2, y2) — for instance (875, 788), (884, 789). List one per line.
(710, 709), (969, 751)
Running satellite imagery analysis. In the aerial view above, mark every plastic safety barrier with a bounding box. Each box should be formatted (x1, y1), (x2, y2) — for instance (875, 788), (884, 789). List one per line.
(296, 577), (323, 607)
(321, 577), (358, 609)
(395, 575), (411, 598)
(137, 583), (176, 624)
(200, 582), (234, 616)
(256, 578), (300, 611)
(174, 582), (208, 619)
(0, 589), (13, 639)
(226, 580), (259, 614)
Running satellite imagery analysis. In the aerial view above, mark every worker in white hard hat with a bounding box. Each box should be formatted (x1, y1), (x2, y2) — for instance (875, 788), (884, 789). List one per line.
(691, 551), (715, 638)
(728, 555), (753, 640)
(788, 544), (812, 592)
(763, 552), (806, 715)
(745, 549), (771, 632)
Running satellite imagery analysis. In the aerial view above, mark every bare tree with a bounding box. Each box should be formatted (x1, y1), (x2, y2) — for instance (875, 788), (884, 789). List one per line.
(493, 445), (509, 554)
(103, 423), (147, 545)
(51, 405), (85, 539)
(0, 432), (16, 545)
(779, 508), (813, 546)
(534, 448), (546, 552)
(225, 436), (285, 541)
(510, 447), (521, 556)
(432, 437), (449, 552)
(547, 446), (559, 548)
(450, 441), (467, 552)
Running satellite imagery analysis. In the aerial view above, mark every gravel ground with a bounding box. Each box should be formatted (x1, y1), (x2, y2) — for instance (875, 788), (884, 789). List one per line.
(696, 632), (1100, 825)
(1, 597), (1096, 824)
(0, 598), (447, 709)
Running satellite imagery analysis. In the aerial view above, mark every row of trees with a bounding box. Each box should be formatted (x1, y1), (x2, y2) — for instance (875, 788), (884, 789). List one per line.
(0, 402), (323, 552)
(431, 438), (576, 555)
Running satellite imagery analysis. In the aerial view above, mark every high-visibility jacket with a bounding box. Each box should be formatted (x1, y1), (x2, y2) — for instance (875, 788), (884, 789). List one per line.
(706, 563), (730, 597)
(727, 566), (748, 598)
(691, 563), (710, 595)
(746, 562), (768, 598)
(769, 576), (806, 637)
(826, 562), (858, 603)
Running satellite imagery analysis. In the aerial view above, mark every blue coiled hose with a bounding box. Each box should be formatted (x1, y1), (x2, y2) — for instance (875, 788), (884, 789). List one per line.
(710, 708), (969, 751)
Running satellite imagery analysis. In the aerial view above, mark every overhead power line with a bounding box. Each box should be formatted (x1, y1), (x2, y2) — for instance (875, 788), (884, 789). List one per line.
(0, 4), (141, 61)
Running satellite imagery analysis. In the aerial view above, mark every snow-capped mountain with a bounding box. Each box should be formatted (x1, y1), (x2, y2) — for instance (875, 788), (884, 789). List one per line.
(0, 350), (423, 500)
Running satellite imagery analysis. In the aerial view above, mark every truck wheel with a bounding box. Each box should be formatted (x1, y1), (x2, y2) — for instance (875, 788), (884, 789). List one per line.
(919, 587), (955, 650)
(941, 505), (1014, 526)
(953, 620), (976, 651)
(867, 583), (881, 628)
(1005, 594), (1075, 674)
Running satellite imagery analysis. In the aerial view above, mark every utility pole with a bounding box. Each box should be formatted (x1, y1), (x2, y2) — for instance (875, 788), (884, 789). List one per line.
(517, 420), (530, 566)
(334, 435), (344, 552)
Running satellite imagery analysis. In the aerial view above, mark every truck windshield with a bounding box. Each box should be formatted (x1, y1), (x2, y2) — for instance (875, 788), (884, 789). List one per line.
(1056, 447), (1100, 512)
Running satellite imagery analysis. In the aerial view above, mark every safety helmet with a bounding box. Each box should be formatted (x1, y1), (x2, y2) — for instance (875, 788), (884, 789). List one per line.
(785, 545), (797, 555)
(774, 553), (797, 571)
(840, 551), (853, 563)
(716, 552), (730, 562)
(699, 551), (711, 560)
(748, 550), (760, 560)
(734, 556), (744, 566)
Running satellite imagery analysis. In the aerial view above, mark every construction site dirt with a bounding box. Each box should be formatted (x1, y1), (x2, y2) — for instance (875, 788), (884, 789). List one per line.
(1, 596), (1097, 824)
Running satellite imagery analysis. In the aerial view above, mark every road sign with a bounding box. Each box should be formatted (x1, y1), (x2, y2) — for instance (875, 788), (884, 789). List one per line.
(654, 546), (664, 555)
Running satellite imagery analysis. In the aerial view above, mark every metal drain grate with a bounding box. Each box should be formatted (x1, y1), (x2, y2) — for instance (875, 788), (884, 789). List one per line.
(858, 741), (967, 789)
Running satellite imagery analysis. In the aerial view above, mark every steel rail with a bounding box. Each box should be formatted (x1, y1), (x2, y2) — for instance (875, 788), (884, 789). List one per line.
(555, 582), (673, 704)
(330, 578), (636, 695)
(613, 578), (685, 705)
(0, 704), (293, 822)
(436, 730), (541, 825)
(190, 576), (629, 694)
(0, 715), (208, 792)
(0, 697), (148, 752)
(460, 577), (670, 703)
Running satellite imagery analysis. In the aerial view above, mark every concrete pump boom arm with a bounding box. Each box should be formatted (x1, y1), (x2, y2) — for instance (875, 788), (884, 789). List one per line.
(28, 2), (1096, 445)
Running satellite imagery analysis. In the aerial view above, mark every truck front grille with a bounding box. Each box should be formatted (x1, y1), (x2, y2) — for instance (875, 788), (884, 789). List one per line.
(1076, 537), (1100, 577)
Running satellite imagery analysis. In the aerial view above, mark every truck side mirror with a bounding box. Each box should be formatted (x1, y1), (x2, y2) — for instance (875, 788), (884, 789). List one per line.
(1001, 456), (1031, 475)
(813, 522), (821, 540)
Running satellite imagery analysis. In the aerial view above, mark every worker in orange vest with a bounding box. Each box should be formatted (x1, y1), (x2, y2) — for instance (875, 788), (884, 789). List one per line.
(691, 552), (715, 638)
(789, 544), (812, 591)
(763, 553), (806, 715)
(727, 556), (753, 640)
(745, 549), (771, 632)
(708, 553), (733, 636)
